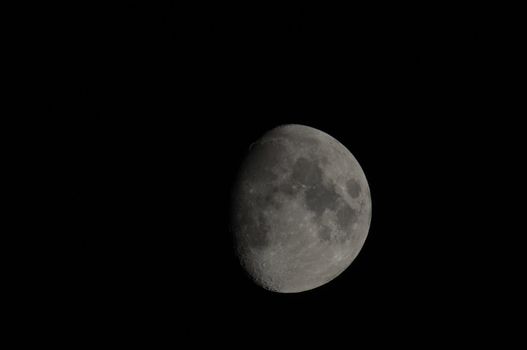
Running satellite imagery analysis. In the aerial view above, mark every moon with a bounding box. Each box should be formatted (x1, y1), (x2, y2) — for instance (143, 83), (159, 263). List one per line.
(230, 124), (372, 293)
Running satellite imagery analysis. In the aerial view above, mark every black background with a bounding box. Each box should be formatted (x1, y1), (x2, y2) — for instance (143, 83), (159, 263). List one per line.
(42, 3), (518, 345)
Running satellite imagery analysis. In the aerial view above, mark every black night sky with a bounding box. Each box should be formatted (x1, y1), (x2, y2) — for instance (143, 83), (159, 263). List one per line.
(43, 3), (518, 345)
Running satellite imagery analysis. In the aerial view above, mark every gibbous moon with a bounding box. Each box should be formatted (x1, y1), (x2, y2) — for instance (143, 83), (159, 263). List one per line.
(230, 124), (372, 293)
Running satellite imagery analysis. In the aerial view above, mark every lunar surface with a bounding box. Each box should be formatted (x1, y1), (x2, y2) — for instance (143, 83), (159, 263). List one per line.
(230, 124), (371, 293)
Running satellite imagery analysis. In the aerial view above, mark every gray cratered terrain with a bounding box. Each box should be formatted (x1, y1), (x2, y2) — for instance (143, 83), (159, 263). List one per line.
(231, 124), (372, 293)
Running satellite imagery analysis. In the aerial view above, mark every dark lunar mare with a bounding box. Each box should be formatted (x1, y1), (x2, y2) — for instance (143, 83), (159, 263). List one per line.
(290, 156), (356, 242)
(291, 157), (322, 187)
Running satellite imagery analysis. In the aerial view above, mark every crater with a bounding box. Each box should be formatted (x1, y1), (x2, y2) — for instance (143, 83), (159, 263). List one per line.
(346, 178), (361, 198)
